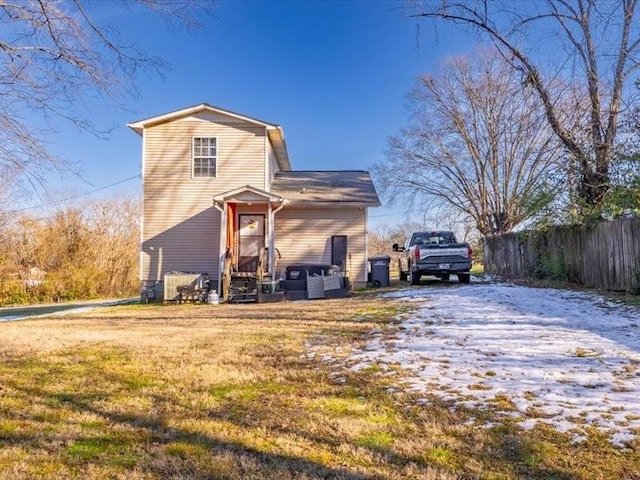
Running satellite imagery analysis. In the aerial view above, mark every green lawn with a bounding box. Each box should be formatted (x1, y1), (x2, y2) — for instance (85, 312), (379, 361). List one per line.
(0, 292), (637, 479)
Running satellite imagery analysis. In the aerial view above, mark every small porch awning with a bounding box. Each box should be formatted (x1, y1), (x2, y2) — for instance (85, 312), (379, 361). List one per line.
(213, 185), (285, 207)
(213, 186), (287, 297)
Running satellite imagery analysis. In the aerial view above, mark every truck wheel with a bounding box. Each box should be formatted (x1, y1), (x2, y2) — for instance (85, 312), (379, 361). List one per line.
(441, 274), (450, 282)
(409, 270), (421, 286)
(459, 273), (471, 284)
(398, 259), (407, 281)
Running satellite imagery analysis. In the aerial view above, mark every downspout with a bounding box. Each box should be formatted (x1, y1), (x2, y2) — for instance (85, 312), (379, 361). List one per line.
(264, 131), (269, 191)
(273, 202), (286, 215)
(140, 130), (146, 287)
(213, 200), (226, 293)
(269, 201), (286, 278)
(363, 206), (368, 286)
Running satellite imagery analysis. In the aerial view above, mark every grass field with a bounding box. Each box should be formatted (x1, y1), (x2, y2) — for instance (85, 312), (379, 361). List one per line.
(0, 290), (638, 479)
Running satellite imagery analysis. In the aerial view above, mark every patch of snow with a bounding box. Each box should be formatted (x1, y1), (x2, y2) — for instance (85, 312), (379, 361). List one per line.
(320, 283), (640, 447)
(50, 306), (95, 316)
(571, 435), (588, 445)
(611, 431), (636, 449)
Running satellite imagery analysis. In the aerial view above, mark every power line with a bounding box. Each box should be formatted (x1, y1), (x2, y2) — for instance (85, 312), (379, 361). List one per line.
(5, 174), (141, 215)
(369, 212), (404, 219)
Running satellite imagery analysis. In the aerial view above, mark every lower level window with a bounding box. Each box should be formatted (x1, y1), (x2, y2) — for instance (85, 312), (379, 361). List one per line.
(193, 137), (217, 177)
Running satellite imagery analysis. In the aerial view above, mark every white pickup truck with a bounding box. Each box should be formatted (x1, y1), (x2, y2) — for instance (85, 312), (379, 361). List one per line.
(393, 231), (473, 285)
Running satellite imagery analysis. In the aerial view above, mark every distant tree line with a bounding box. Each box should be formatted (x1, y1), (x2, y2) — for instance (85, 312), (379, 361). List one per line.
(0, 197), (140, 305)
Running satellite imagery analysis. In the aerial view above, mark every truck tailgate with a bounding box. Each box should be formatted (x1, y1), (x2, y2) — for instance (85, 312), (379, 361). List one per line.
(416, 246), (469, 262)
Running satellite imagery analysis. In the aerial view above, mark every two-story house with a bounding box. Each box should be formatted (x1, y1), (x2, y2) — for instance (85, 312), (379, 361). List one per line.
(128, 103), (380, 301)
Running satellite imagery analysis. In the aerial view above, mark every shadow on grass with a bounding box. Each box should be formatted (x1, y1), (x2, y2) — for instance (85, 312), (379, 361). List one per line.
(4, 378), (385, 479)
(5, 377), (586, 479)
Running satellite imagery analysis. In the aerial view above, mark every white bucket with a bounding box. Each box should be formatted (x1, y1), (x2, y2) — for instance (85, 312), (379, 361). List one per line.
(207, 290), (220, 304)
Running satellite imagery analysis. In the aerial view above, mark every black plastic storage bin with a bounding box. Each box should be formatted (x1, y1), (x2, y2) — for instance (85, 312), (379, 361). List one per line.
(368, 255), (391, 288)
(285, 264), (336, 280)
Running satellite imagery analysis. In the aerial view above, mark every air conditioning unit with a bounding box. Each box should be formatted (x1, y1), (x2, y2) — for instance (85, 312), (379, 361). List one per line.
(163, 272), (206, 302)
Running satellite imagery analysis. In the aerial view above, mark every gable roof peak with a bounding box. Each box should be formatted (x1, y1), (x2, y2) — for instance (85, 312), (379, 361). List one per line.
(127, 103), (291, 171)
(127, 103), (280, 134)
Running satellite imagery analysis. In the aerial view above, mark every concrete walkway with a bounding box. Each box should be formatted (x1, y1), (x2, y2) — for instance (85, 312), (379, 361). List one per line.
(0, 298), (138, 322)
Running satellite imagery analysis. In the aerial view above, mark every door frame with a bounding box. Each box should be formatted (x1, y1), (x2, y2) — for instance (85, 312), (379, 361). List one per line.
(237, 213), (266, 273)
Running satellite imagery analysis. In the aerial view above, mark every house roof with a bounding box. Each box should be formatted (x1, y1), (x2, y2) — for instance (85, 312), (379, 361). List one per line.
(270, 170), (381, 207)
(127, 103), (291, 171)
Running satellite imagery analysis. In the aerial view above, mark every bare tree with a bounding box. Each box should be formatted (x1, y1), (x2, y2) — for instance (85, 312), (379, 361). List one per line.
(375, 50), (564, 236)
(413, 0), (640, 214)
(0, 0), (213, 195)
(368, 223), (415, 255)
(420, 204), (477, 242)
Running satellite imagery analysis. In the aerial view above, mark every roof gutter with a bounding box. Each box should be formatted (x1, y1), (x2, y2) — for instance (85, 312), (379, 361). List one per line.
(266, 126), (291, 171)
(279, 201), (380, 208)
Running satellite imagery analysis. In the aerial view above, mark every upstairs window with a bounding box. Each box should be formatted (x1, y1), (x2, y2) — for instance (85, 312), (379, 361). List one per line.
(192, 137), (217, 177)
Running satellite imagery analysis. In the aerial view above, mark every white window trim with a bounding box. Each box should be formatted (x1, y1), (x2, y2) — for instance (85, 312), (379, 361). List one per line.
(192, 136), (218, 178)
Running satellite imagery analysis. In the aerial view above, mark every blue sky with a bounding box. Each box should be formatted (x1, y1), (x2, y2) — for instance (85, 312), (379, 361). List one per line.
(43, 0), (473, 228)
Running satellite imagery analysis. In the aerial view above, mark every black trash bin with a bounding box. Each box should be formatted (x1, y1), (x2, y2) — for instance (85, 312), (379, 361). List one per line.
(368, 255), (391, 287)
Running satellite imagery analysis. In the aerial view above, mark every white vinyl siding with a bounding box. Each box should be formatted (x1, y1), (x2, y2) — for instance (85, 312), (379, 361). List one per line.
(192, 137), (217, 177)
(141, 113), (267, 281)
(274, 206), (368, 286)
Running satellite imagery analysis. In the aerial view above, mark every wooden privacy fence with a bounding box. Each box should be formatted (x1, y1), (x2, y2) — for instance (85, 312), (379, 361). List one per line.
(483, 218), (640, 292)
